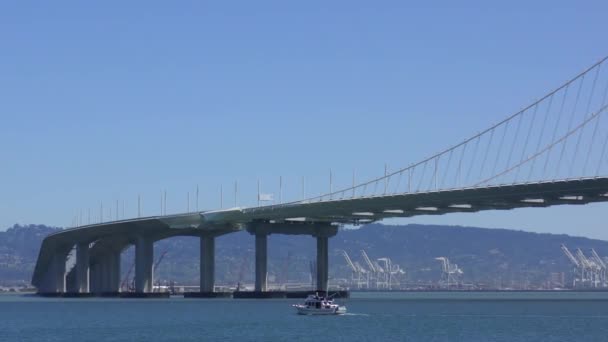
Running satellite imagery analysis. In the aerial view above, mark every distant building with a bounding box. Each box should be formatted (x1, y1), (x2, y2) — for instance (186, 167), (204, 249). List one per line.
(549, 272), (565, 288)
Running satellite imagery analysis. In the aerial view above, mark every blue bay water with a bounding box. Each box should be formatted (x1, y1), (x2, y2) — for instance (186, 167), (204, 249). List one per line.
(1, 292), (608, 341)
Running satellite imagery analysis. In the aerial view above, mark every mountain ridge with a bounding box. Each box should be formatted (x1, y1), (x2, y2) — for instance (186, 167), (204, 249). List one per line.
(1, 223), (605, 288)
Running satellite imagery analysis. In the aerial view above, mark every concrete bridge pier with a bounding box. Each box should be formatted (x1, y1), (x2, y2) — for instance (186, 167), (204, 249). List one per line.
(50, 252), (67, 293)
(54, 254), (68, 293)
(246, 222), (338, 295)
(100, 259), (110, 292)
(90, 262), (100, 293)
(200, 235), (215, 292)
(135, 236), (154, 293)
(89, 251), (120, 295)
(185, 229), (236, 298)
(37, 250), (69, 295)
(75, 242), (90, 293)
(313, 227), (338, 292)
(316, 235), (329, 292)
(103, 251), (121, 293)
(254, 232), (268, 292)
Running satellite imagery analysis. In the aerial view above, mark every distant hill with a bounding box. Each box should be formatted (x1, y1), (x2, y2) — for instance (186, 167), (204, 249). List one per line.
(2, 223), (607, 288)
(0, 224), (61, 285)
(326, 224), (608, 288)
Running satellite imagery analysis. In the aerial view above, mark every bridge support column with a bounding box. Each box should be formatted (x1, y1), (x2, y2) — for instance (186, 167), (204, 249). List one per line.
(103, 251), (121, 293)
(55, 253), (67, 293)
(200, 235), (215, 292)
(255, 232), (268, 292)
(101, 259), (110, 292)
(316, 236), (329, 292)
(135, 236), (153, 293)
(89, 262), (101, 294)
(311, 226), (338, 293)
(39, 252), (68, 294)
(247, 222), (337, 294)
(38, 251), (68, 294)
(76, 242), (90, 293)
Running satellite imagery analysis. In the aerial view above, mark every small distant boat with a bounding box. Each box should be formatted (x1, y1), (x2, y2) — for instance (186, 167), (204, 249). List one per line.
(292, 293), (347, 315)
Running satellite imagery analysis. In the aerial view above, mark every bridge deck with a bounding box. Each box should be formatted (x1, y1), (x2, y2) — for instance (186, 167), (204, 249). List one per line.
(32, 177), (608, 288)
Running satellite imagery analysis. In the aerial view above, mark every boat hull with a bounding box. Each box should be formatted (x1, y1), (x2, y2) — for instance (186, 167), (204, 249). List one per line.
(294, 305), (347, 315)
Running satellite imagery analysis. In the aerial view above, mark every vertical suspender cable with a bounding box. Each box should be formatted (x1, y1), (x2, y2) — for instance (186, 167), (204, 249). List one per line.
(475, 104), (608, 187)
(514, 103), (538, 183)
(505, 113), (524, 174)
(478, 128), (495, 182)
(433, 157), (438, 191)
(528, 94), (554, 181)
(408, 167), (413, 193)
(556, 76), (585, 178)
(596, 131), (608, 176)
(372, 174), (378, 196)
(394, 170), (403, 194)
(541, 87), (569, 177)
(426, 158), (437, 192)
(455, 142), (468, 187)
(490, 121), (510, 181)
(351, 171), (356, 198)
(416, 161), (428, 192)
(465, 135), (481, 186)
(289, 56), (608, 205)
(586, 73), (608, 175)
(570, 65), (601, 176)
(439, 149), (454, 189)
(384, 164), (391, 194)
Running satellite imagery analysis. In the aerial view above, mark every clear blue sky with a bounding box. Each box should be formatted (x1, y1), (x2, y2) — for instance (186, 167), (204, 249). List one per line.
(1, 1), (607, 239)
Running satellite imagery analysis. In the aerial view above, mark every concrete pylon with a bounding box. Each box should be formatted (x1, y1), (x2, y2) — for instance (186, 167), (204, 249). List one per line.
(135, 236), (153, 293)
(89, 261), (100, 293)
(103, 251), (121, 293)
(316, 236), (329, 292)
(37, 251), (68, 294)
(75, 242), (90, 293)
(49, 252), (68, 293)
(101, 259), (110, 292)
(200, 235), (215, 292)
(37, 250), (69, 294)
(255, 233), (268, 292)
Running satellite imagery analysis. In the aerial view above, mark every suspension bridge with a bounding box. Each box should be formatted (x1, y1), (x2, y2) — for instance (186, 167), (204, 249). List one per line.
(32, 55), (608, 297)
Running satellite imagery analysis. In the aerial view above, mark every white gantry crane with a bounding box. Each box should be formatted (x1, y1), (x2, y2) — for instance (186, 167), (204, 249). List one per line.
(575, 248), (596, 287)
(372, 259), (388, 289)
(561, 244), (608, 288)
(339, 250), (368, 289)
(360, 250), (378, 288)
(576, 248), (605, 288)
(561, 244), (582, 287)
(435, 257), (463, 288)
(590, 249), (607, 287)
(338, 250), (405, 290)
(377, 257), (405, 290)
